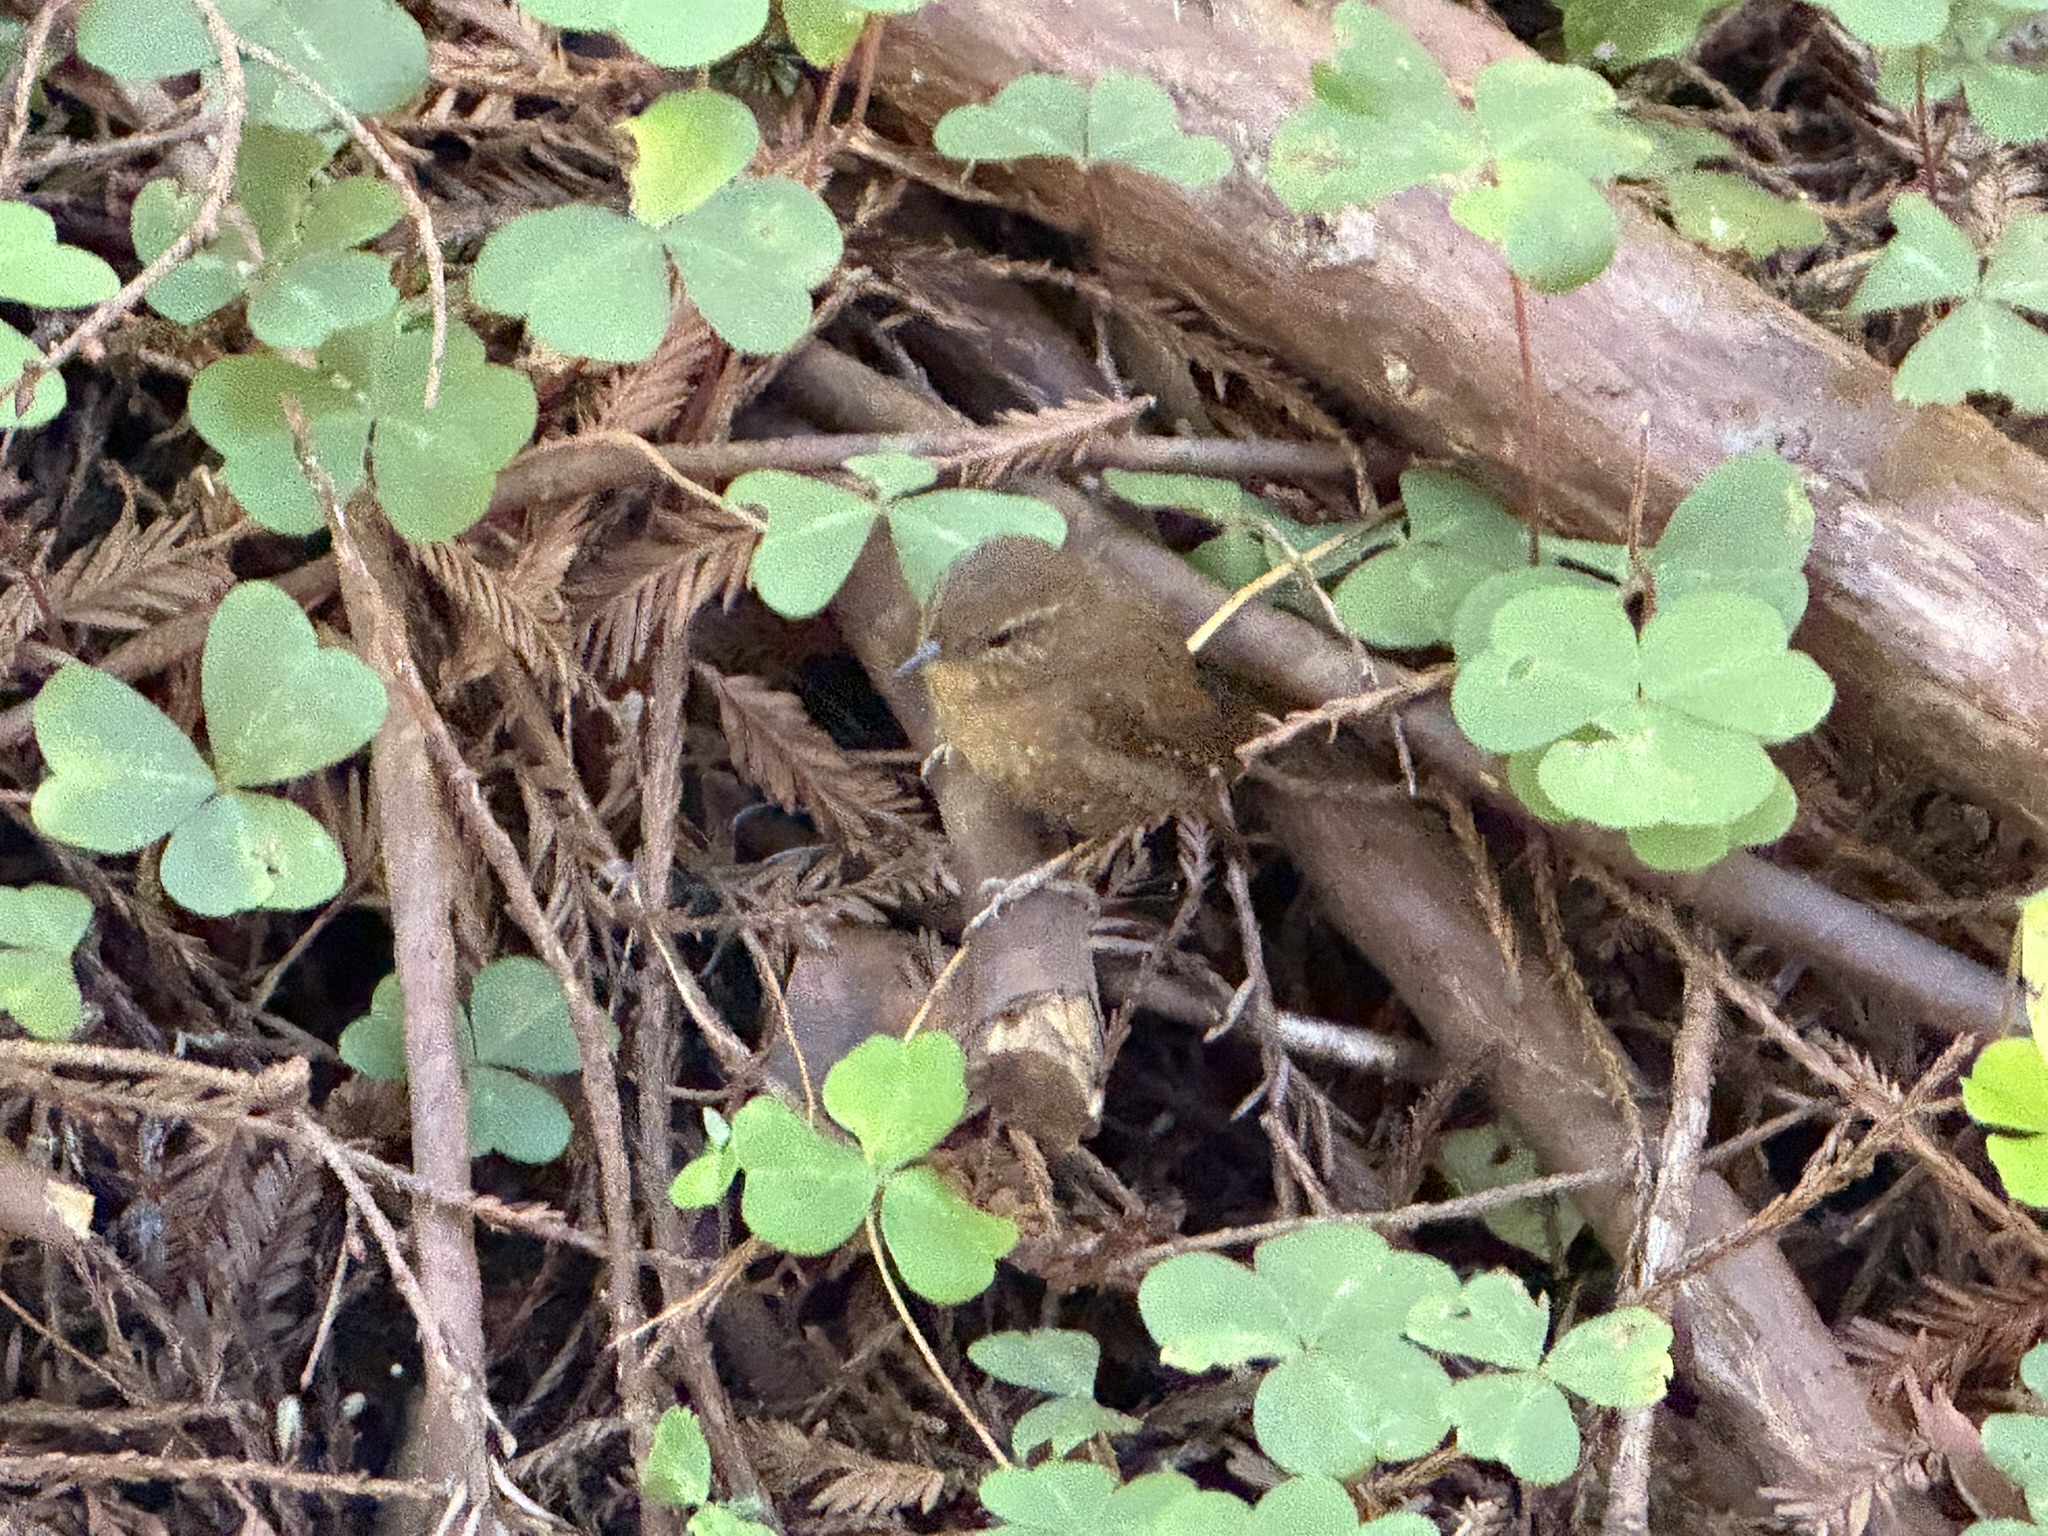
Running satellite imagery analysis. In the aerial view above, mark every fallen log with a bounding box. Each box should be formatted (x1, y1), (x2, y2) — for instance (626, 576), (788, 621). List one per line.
(876, 0), (2048, 835)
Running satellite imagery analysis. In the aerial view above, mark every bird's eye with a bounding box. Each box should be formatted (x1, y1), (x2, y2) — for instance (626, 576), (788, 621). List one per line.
(986, 625), (1018, 650)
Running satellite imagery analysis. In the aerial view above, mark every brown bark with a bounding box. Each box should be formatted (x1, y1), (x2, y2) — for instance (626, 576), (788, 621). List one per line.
(876, 0), (2048, 833)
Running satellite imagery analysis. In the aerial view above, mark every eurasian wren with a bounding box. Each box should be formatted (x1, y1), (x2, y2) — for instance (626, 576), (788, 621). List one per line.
(912, 537), (1239, 835)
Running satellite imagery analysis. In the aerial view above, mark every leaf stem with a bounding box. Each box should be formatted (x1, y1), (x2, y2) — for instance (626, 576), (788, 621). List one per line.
(1510, 270), (1544, 566)
(863, 1209), (1010, 1467)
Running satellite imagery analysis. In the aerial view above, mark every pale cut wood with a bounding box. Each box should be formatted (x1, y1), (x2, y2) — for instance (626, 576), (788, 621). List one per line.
(877, 0), (2048, 832)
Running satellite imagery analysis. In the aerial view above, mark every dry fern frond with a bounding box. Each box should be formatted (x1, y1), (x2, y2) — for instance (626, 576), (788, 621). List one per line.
(682, 843), (948, 950)
(741, 1417), (947, 1521)
(574, 504), (756, 678)
(941, 395), (1149, 485)
(1762, 1444), (1933, 1536)
(0, 506), (230, 673)
(591, 315), (717, 437)
(1846, 1275), (2048, 1399)
(697, 664), (920, 849)
(413, 523), (588, 698)
(947, 250), (1360, 464)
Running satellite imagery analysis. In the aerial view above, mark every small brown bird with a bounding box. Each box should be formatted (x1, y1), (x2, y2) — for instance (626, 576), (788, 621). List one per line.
(910, 537), (1239, 835)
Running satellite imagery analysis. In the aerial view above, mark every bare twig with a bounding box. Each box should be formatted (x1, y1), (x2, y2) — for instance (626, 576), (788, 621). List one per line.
(29, 0), (245, 390)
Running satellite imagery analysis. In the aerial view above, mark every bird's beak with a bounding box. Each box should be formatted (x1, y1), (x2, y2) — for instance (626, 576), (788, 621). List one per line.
(895, 636), (940, 679)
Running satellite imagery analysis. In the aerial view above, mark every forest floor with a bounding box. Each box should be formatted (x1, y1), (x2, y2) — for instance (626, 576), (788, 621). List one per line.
(0, 0), (2039, 1533)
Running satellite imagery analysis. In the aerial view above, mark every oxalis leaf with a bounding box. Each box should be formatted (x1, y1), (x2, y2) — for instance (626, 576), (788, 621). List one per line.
(202, 581), (386, 789)
(0, 202), (119, 429)
(464, 956), (580, 1077)
(467, 1064), (572, 1163)
(1561, 0), (1733, 69)
(877, 1163), (1018, 1304)
(1541, 1307), (1675, 1408)
(934, 72), (1230, 186)
(159, 789), (346, 916)
(0, 885), (91, 1041)
(821, 1031), (967, 1170)
(1647, 449), (1816, 627)
(31, 664), (216, 854)
(138, 129), (406, 348)
(1957, 1040), (2048, 1212)
(643, 1407), (712, 1512)
(734, 457), (1065, 617)
(1454, 588), (1829, 836)
(510, 0), (767, 68)
(471, 205), (672, 363)
(621, 89), (757, 225)
(1254, 1339), (1452, 1476)
(1443, 1370), (1580, 1485)
(77, 0), (428, 129)
(1405, 1271), (1550, 1371)
(1269, 1), (1481, 211)
(663, 177), (844, 354)
(34, 583), (379, 918)
(729, 1097), (875, 1254)
(188, 315), (537, 541)
(337, 965), (594, 1165)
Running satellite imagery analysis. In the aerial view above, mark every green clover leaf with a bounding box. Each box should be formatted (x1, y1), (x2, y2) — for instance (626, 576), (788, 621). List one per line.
(735, 456), (1066, 617)
(188, 316), (536, 542)
(1561, 0), (1733, 69)
(822, 1031), (968, 1171)
(970, 1328), (1101, 1398)
(668, 1109), (740, 1209)
(663, 177), (844, 355)
(729, 1096), (876, 1254)
(338, 966), (587, 1165)
(979, 1462), (1117, 1530)
(1139, 1251), (1300, 1370)
(159, 789), (346, 916)
(877, 1163), (1019, 1304)
(783, 0), (867, 66)
(470, 206), (671, 363)
(886, 490), (1070, 602)
(1254, 1339), (1452, 1476)
(515, 0), (767, 67)
(1405, 1271), (1550, 1371)
(465, 956), (581, 1077)
(467, 1063), (573, 1163)
(622, 90), (758, 225)
(1435, 1121), (1586, 1265)
(1850, 195), (2048, 408)
(1850, 192), (1980, 312)
(0, 201), (120, 428)
(0, 885), (92, 1041)
(1664, 172), (1827, 258)
(731, 469), (880, 619)
(31, 664), (216, 854)
(1647, 449), (1816, 627)
(1450, 584), (1639, 753)
(137, 129), (406, 349)
(1269, 2), (1481, 211)
(1256, 1223), (1458, 1345)
(201, 581), (387, 788)
(1637, 592), (1835, 740)
(1541, 1307), (1675, 1408)
(1536, 700), (1780, 829)
(338, 973), (407, 1081)
(643, 1407), (713, 1512)
(934, 72), (1230, 186)
(78, 0), (428, 129)
(1964, 1037), (2048, 1205)
(1442, 1370), (1581, 1485)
